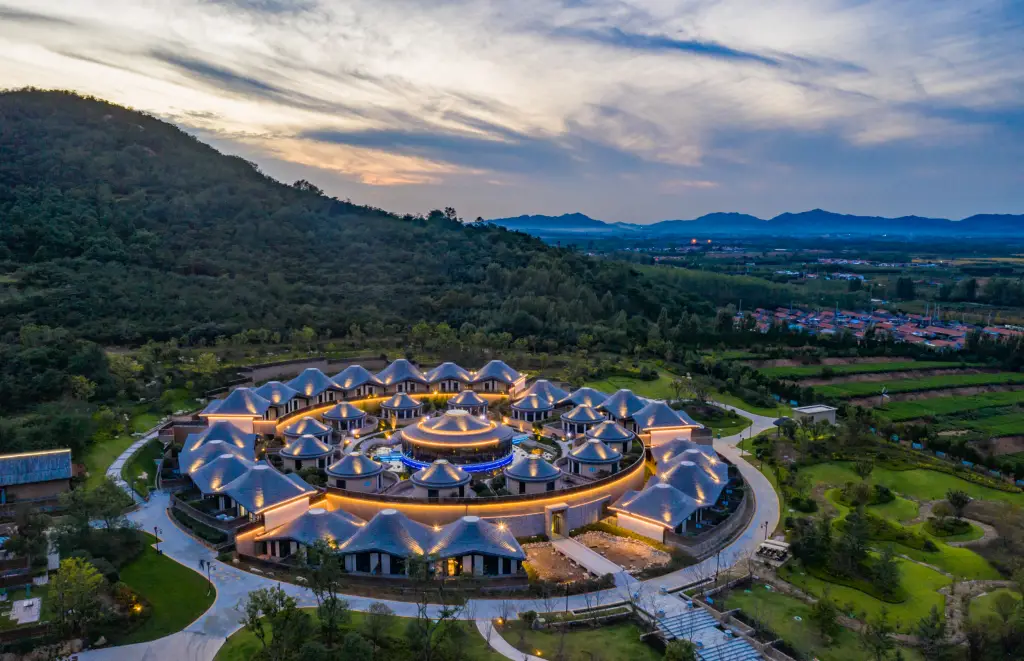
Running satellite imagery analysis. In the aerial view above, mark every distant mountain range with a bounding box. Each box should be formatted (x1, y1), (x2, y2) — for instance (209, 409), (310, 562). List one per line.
(485, 210), (1024, 239)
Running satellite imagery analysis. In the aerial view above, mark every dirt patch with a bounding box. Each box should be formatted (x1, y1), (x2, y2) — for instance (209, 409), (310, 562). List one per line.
(938, 429), (970, 437)
(977, 435), (1024, 456)
(801, 368), (990, 387)
(849, 384), (1024, 408)
(574, 531), (670, 575)
(523, 543), (593, 582)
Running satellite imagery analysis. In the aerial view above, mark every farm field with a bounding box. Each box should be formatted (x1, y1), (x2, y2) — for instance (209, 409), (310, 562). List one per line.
(961, 411), (1024, 436)
(877, 391), (1024, 421)
(815, 372), (1024, 399)
(758, 361), (964, 380)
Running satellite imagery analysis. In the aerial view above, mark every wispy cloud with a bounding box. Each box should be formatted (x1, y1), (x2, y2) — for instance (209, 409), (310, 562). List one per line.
(550, 26), (781, 66)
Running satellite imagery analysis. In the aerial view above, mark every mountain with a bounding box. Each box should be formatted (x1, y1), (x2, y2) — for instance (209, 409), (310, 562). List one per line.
(487, 209), (1024, 239)
(0, 90), (713, 347)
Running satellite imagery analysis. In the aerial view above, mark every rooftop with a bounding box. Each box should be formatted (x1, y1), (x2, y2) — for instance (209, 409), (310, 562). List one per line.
(504, 454), (561, 482)
(327, 451), (385, 479)
(569, 438), (622, 464)
(280, 434), (333, 459)
(283, 416), (331, 437)
(256, 507), (365, 548)
(471, 360), (521, 385)
(286, 368), (338, 399)
(0, 449), (72, 487)
(377, 359), (427, 386)
(332, 364), (384, 390)
(410, 459), (472, 488)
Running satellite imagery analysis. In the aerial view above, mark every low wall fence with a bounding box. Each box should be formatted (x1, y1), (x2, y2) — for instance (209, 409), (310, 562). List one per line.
(169, 493), (250, 532)
(669, 487), (754, 560)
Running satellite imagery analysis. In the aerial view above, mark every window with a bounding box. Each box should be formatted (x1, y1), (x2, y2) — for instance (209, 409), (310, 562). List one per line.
(337, 479), (346, 489)
(518, 481), (526, 494)
(483, 555), (499, 575)
(428, 489), (439, 499)
(502, 557), (512, 574)
(546, 481), (555, 491)
(356, 553), (371, 573)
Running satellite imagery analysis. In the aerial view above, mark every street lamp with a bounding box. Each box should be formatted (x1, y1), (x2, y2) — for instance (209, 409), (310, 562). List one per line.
(206, 562), (216, 594)
(762, 520), (769, 541)
(154, 526), (163, 554)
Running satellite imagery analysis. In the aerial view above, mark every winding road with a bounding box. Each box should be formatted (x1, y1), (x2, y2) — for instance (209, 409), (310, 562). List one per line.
(80, 402), (781, 661)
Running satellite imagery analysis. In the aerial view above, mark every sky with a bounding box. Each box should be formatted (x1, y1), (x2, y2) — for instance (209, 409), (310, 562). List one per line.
(1, 0), (1023, 223)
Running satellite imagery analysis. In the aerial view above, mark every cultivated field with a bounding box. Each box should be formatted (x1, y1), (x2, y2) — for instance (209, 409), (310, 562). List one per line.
(877, 391), (1024, 421)
(758, 360), (963, 380)
(815, 372), (1024, 399)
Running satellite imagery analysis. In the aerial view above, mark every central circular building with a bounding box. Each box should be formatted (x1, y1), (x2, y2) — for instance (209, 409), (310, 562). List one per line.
(400, 409), (515, 472)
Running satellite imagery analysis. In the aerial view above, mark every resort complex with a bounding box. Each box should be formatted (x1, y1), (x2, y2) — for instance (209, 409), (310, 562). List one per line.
(163, 358), (748, 579)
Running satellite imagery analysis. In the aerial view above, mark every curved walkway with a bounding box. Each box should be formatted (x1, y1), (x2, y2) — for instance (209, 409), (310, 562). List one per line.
(80, 401), (781, 661)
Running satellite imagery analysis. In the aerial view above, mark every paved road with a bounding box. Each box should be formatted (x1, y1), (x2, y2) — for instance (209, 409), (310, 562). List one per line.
(80, 401), (781, 661)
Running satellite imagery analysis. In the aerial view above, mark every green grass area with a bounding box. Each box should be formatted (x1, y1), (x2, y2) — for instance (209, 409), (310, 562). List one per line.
(687, 409), (752, 437)
(868, 496), (919, 523)
(0, 585), (49, 631)
(584, 371), (677, 400)
(84, 434), (137, 489)
(800, 462), (1024, 506)
(969, 588), (1022, 624)
(920, 520), (984, 543)
(722, 585), (922, 661)
(815, 372), (1024, 399)
(962, 411), (1024, 436)
(710, 390), (790, 417)
(780, 556), (949, 630)
(121, 439), (164, 498)
(500, 620), (659, 661)
(116, 534), (215, 645)
(878, 390), (1024, 421)
(758, 361), (963, 380)
(216, 609), (506, 661)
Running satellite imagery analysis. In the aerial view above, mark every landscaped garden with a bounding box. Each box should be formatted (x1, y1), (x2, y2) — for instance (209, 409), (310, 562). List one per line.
(497, 619), (660, 661)
(121, 439), (165, 499)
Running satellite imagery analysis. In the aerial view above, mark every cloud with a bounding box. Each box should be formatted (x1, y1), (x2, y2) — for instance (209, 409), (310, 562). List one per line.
(0, 5), (76, 25)
(202, 0), (317, 14)
(550, 26), (782, 66)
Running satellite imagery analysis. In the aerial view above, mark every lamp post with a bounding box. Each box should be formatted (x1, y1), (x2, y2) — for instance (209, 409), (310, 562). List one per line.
(154, 526), (163, 554)
(206, 561), (216, 594)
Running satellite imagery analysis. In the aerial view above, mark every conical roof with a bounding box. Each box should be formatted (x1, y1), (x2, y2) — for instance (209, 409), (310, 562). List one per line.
(611, 483), (699, 528)
(332, 364), (383, 390)
(381, 392), (421, 410)
(203, 388), (271, 417)
(377, 359), (427, 386)
(401, 409), (512, 447)
(653, 459), (726, 506)
(515, 380), (569, 407)
(411, 459), (471, 488)
(252, 381), (300, 405)
(632, 401), (700, 430)
(557, 387), (608, 408)
(448, 390), (487, 408)
(184, 420), (255, 454)
(429, 516), (525, 560)
(256, 507), (365, 547)
(561, 405), (604, 424)
(190, 453), (255, 493)
(220, 463), (315, 513)
(585, 420), (635, 444)
(180, 439), (254, 475)
(652, 438), (708, 465)
(472, 360), (521, 385)
(283, 416), (331, 438)
(281, 434), (333, 459)
(569, 438), (622, 464)
(504, 455), (561, 482)
(286, 368), (337, 399)
(322, 402), (366, 421)
(424, 362), (472, 384)
(338, 508), (433, 556)
(510, 393), (553, 412)
(598, 389), (647, 419)
(327, 451), (385, 479)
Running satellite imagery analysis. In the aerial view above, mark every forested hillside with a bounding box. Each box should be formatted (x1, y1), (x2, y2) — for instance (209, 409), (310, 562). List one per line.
(0, 90), (713, 349)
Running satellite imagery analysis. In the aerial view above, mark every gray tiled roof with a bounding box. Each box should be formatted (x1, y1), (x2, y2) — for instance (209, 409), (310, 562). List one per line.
(286, 368), (339, 399)
(179, 439), (254, 475)
(338, 508), (433, 557)
(205, 388), (272, 417)
(504, 455), (561, 482)
(0, 449), (72, 487)
(585, 420), (635, 443)
(332, 365), (384, 390)
(597, 389), (647, 419)
(557, 387), (608, 408)
(632, 401), (701, 431)
(200, 399), (223, 415)
(471, 360), (521, 385)
(429, 516), (526, 560)
(510, 393), (553, 413)
(652, 438), (711, 465)
(280, 434), (333, 459)
(381, 392), (422, 410)
(376, 359), (428, 386)
(652, 458), (727, 506)
(611, 483), (699, 528)
(424, 362), (472, 384)
(322, 402), (367, 421)
(569, 438), (622, 464)
(190, 454), (255, 494)
(448, 390), (487, 408)
(401, 410), (512, 449)
(561, 405), (604, 424)
(515, 380), (569, 406)
(220, 463), (315, 513)
(252, 381), (300, 406)
(327, 452), (385, 479)
(411, 459), (471, 488)
(283, 416), (331, 438)
(256, 507), (365, 547)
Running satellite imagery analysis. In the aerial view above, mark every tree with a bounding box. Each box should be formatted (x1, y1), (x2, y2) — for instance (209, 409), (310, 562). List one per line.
(915, 605), (947, 661)
(363, 602), (394, 659)
(68, 374), (97, 401)
(240, 586), (312, 661)
(861, 607), (895, 661)
(854, 459), (874, 481)
(895, 277), (916, 300)
(5, 508), (50, 566)
(52, 557), (106, 638)
(302, 540), (350, 645)
(663, 639), (698, 661)
(873, 546), (901, 599)
(341, 631), (374, 661)
(406, 587), (463, 661)
(946, 489), (970, 520)
(809, 590), (841, 640)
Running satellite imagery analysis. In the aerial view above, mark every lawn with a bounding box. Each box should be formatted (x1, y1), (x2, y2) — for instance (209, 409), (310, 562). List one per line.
(686, 408), (752, 437)
(121, 439), (165, 499)
(84, 434), (138, 489)
(584, 371), (677, 400)
(963, 411), (1024, 436)
(758, 361), (963, 380)
(115, 534), (215, 645)
(969, 588), (1022, 624)
(868, 496), (919, 522)
(800, 462), (1024, 506)
(722, 585), (922, 661)
(217, 609), (506, 661)
(710, 390), (790, 417)
(815, 372), (1024, 399)
(878, 391), (1024, 421)
(499, 620), (660, 661)
(779, 556), (949, 630)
